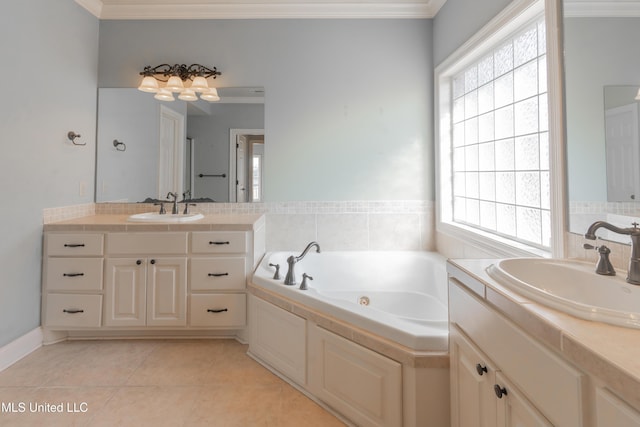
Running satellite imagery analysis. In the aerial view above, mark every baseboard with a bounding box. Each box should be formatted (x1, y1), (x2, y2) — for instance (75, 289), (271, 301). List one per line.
(0, 327), (43, 372)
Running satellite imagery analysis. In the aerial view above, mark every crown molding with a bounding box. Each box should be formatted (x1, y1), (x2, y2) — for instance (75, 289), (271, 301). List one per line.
(75, 0), (444, 19)
(564, 1), (640, 17)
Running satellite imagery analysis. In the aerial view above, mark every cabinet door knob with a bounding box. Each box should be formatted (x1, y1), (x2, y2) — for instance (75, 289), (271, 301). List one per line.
(136, 260), (142, 265)
(150, 259), (156, 264)
(475, 363), (488, 376)
(494, 384), (507, 399)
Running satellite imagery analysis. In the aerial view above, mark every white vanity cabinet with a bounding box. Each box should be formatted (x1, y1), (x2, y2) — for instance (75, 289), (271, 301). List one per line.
(104, 233), (188, 327)
(43, 233), (104, 328)
(104, 257), (187, 327)
(189, 231), (250, 328)
(449, 279), (585, 427)
(42, 213), (265, 339)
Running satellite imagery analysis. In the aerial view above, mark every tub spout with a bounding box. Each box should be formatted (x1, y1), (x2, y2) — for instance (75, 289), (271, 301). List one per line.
(284, 242), (321, 286)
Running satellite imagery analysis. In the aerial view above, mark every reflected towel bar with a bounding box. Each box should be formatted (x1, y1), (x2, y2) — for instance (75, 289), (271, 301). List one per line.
(198, 173), (227, 178)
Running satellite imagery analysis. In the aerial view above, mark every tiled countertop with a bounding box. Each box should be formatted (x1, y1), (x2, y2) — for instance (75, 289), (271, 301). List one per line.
(43, 213), (265, 232)
(447, 258), (640, 410)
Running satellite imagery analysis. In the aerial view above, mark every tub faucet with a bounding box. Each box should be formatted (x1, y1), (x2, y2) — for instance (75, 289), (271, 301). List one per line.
(284, 242), (321, 286)
(585, 221), (640, 284)
(167, 192), (179, 214)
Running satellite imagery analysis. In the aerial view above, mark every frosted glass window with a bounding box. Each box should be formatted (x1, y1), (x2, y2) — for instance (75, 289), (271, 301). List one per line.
(514, 60), (538, 102)
(478, 142), (495, 171)
(478, 112), (495, 143)
(449, 17), (549, 249)
(478, 55), (494, 86)
(494, 72), (514, 108)
(478, 82), (494, 114)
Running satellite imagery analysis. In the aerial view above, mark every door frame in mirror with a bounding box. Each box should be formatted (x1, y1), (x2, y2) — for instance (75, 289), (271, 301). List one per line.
(229, 128), (265, 202)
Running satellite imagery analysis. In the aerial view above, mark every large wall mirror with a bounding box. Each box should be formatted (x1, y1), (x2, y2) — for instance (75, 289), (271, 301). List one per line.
(95, 87), (264, 203)
(564, 0), (640, 241)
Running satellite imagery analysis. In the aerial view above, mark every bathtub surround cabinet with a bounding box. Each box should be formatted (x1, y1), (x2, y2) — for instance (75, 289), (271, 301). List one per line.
(447, 259), (640, 427)
(247, 272), (450, 426)
(41, 214), (265, 342)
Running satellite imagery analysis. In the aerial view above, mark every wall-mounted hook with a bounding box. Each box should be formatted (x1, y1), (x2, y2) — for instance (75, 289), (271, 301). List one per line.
(67, 131), (85, 146)
(113, 139), (126, 151)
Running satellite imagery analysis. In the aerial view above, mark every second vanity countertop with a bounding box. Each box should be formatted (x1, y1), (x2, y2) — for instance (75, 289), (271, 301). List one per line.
(43, 213), (265, 232)
(447, 258), (640, 411)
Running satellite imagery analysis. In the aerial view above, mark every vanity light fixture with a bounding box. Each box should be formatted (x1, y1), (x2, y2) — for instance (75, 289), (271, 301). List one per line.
(138, 64), (221, 102)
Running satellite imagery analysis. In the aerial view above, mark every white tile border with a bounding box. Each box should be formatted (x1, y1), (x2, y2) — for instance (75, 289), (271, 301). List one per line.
(0, 327), (43, 373)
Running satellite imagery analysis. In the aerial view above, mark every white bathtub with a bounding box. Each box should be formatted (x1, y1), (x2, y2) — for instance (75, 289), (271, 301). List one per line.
(250, 251), (449, 351)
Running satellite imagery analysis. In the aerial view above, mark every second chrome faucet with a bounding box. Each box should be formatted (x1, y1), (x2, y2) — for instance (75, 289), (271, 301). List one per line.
(284, 241), (321, 286)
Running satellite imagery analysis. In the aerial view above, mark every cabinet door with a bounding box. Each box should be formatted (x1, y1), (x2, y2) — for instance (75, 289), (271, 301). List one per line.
(495, 371), (553, 427)
(308, 324), (402, 427)
(595, 387), (640, 426)
(450, 325), (497, 427)
(146, 257), (187, 326)
(104, 258), (146, 327)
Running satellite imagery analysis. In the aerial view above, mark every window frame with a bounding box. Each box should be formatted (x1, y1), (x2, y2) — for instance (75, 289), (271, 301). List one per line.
(435, 0), (566, 258)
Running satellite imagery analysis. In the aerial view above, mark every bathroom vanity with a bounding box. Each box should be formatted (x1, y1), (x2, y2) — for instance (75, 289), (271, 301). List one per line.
(447, 259), (640, 427)
(41, 214), (265, 343)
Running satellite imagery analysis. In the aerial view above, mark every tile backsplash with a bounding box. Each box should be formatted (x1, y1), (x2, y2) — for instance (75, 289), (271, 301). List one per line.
(45, 201), (435, 252)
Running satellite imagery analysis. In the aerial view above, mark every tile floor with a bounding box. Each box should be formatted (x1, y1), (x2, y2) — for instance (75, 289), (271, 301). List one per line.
(0, 339), (346, 426)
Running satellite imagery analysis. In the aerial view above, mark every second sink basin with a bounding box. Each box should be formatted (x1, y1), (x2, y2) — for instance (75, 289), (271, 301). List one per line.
(487, 258), (640, 329)
(127, 212), (204, 223)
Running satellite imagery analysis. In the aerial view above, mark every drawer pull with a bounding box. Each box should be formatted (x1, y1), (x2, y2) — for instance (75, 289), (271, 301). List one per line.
(209, 241), (230, 245)
(63, 273), (85, 277)
(208, 273), (229, 277)
(207, 308), (228, 313)
(476, 364), (488, 376)
(494, 384), (508, 399)
(63, 243), (85, 248)
(63, 309), (85, 314)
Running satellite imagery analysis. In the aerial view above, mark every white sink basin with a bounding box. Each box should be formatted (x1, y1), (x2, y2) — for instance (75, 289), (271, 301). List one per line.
(487, 258), (640, 329)
(127, 212), (204, 223)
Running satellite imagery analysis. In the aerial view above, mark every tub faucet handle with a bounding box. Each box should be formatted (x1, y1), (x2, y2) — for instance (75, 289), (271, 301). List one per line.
(269, 263), (281, 280)
(299, 273), (313, 290)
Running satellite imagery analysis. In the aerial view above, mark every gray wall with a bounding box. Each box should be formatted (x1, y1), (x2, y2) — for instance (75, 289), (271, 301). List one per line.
(0, 1), (98, 347)
(98, 19), (434, 201)
(433, 0), (511, 65)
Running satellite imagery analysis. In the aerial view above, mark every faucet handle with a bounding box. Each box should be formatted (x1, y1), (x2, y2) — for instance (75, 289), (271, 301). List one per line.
(299, 273), (313, 290)
(183, 203), (196, 214)
(154, 202), (166, 214)
(584, 243), (616, 276)
(269, 263), (281, 280)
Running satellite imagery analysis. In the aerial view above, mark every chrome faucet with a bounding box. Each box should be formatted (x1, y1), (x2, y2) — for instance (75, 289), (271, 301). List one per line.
(167, 192), (179, 214)
(284, 242), (321, 286)
(585, 221), (640, 285)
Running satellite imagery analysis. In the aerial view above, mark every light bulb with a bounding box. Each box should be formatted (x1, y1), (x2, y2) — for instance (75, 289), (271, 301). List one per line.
(138, 76), (159, 93)
(190, 76), (209, 92)
(200, 87), (220, 102)
(154, 88), (175, 101)
(166, 75), (185, 93)
(178, 88), (198, 101)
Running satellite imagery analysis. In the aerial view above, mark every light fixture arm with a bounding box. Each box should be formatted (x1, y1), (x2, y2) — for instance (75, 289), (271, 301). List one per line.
(140, 63), (221, 82)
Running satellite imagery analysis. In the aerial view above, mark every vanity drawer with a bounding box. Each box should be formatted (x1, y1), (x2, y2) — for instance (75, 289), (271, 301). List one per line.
(190, 257), (247, 291)
(190, 294), (246, 327)
(107, 232), (188, 255)
(46, 258), (103, 291)
(45, 293), (102, 328)
(47, 233), (104, 256)
(191, 232), (247, 254)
